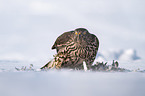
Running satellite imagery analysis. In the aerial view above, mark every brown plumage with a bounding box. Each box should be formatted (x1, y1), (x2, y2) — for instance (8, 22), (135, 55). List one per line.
(41, 28), (99, 70)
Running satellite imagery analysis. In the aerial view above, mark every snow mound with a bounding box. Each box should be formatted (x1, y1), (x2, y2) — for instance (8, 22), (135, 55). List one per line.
(119, 49), (140, 61)
(97, 49), (140, 61)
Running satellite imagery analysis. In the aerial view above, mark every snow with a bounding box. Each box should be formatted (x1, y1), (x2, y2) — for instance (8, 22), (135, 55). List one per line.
(0, 58), (145, 96)
(0, 0), (145, 96)
(97, 49), (141, 61)
(119, 49), (140, 61)
(0, 71), (145, 96)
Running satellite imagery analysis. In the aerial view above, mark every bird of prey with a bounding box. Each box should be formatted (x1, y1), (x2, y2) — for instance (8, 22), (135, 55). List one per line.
(41, 28), (99, 70)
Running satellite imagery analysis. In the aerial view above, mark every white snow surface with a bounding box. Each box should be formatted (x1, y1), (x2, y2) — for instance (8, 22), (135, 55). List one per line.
(0, 0), (145, 96)
(0, 71), (145, 96)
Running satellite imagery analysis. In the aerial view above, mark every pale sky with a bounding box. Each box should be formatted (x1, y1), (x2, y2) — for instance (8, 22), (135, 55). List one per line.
(0, 0), (145, 62)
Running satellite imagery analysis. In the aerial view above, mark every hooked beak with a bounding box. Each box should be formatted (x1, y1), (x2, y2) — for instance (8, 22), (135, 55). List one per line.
(75, 32), (81, 42)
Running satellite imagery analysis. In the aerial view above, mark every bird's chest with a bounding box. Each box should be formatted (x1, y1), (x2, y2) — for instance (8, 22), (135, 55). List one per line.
(65, 42), (87, 59)
(59, 40), (93, 59)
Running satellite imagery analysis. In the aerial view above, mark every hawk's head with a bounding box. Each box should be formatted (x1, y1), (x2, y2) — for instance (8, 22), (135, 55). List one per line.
(74, 28), (89, 42)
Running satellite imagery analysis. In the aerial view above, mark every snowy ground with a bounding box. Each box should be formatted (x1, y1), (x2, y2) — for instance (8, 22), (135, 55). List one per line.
(0, 54), (145, 96)
(0, 0), (145, 96)
(0, 70), (145, 96)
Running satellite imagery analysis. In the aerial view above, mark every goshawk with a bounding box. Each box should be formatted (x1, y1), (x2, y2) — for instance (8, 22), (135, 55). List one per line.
(41, 28), (99, 70)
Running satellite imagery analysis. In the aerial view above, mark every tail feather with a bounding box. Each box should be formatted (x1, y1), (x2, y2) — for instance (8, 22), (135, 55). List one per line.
(40, 60), (54, 69)
(40, 54), (64, 70)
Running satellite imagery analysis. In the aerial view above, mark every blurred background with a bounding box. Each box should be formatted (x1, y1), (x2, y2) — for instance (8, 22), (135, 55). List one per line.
(1, 1), (145, 96)
(0, 0), (145, 64)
